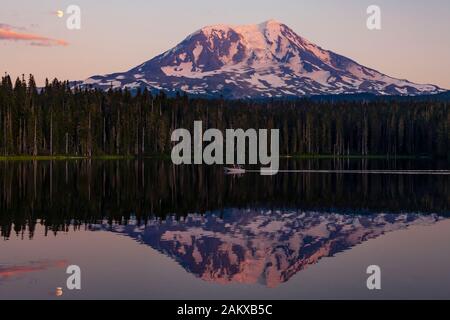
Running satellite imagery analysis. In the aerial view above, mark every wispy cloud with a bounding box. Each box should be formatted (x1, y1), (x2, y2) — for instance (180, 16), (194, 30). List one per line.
(0, 23), (68, 46)
(0, 23), (26, 31)
(0, 260), (68, 279)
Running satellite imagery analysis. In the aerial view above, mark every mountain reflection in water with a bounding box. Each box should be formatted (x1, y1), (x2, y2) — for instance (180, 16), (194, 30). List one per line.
(91, 210), (443, 288)
(1, 160), (448, 296)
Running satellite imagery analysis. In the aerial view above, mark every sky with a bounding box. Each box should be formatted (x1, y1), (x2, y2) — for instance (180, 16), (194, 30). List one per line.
(0, 0), (449, 88)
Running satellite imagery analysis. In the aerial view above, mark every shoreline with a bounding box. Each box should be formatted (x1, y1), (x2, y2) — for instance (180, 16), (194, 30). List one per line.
(0, 154), (434, 161)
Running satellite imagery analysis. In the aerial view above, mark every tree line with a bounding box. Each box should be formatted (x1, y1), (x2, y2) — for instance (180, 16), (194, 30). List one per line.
(0, 74), (448, 159)
(1, 159), (448, 239)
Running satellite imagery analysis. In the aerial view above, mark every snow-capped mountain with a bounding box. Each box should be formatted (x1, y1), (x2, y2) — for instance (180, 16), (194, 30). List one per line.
(80, 20), (444, 98)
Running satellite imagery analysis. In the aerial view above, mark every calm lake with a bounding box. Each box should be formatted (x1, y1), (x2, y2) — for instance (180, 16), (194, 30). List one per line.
(1, 159), (449, 300)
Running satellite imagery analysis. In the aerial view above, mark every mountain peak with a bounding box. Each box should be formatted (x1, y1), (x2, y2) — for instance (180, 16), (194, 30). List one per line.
(263, 18), (282, 24)
(259, 19), (284, 28)
(196, 20), (285, 37)
(81, 21), (444, 98)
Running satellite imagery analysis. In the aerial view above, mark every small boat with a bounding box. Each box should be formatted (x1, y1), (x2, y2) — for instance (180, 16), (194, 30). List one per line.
(224, 166), (246, 175)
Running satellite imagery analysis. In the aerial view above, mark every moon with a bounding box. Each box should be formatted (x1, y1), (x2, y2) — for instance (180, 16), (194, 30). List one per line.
(56, 10), (64, 18)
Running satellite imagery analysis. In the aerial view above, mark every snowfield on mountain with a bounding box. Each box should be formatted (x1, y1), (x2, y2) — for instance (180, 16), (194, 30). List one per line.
(79, 20), (444, 98)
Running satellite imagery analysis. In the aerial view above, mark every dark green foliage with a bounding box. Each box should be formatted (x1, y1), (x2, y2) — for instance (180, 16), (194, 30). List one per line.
(0, 75), (448, 159)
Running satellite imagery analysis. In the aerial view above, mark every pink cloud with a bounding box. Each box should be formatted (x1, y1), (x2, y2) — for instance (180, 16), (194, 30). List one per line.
(0, 260), (68, 279)
(0, 23), (68, 46)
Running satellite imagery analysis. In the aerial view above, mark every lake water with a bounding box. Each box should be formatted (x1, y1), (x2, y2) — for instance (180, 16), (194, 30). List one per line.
(0, 159), (449, 300)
